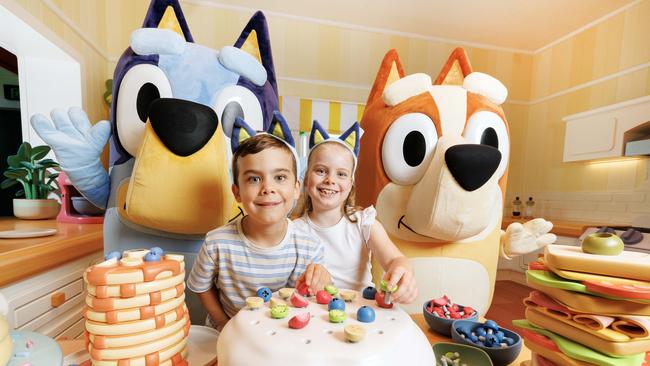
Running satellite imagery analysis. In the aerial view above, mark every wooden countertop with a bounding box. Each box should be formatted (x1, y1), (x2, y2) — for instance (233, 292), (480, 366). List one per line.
(501, 217), (606, 238)
(0, 217), (103, 287)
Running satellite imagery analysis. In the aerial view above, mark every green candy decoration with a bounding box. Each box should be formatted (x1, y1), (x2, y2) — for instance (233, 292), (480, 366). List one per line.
(379, 279), (398, 293)
(271, 304), (289, 319)
(329, 309), (346, 323)
(325, 284), (339, 296)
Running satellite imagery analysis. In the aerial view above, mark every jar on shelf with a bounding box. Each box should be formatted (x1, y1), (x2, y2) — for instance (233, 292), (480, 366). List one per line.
(512, 196), (522, 217)
(524, 197), (535, 219)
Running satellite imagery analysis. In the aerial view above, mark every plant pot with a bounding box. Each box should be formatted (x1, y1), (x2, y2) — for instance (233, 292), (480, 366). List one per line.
(13, 199), (61, 220)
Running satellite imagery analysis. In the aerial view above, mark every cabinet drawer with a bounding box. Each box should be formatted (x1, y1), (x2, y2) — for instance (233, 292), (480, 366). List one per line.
(56, 317), (85, 340)
(18, 291), (84, 334)
(36, 298), (84, 339)
(0, 252), (101, 329)
(14, 279), (83, 328)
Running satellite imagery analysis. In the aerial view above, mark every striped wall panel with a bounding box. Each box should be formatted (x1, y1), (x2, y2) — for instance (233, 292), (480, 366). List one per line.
(279, 96), (365, 134)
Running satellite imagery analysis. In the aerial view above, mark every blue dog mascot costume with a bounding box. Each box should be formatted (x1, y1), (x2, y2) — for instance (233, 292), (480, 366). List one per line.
(30, 0), (280, 324)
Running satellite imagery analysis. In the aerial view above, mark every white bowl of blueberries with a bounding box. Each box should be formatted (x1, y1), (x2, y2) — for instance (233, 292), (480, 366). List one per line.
(451, 319), (522, 366)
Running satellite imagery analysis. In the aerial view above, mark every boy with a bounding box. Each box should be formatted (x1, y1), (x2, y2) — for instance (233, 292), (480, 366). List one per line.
(188, 133), (330, 330)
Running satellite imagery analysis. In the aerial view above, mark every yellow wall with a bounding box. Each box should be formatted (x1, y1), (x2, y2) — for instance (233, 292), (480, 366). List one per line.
(524, 0), (650, 195)
(100, 0), (532, 104)
(8, 0), (649, 206)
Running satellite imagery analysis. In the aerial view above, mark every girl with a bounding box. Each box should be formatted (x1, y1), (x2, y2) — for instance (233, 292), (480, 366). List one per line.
(293, 121), (417, 304)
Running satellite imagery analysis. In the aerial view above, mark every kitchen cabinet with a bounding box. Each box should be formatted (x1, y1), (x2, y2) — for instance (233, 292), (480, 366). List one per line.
(0, 218), (103, 339)
(563, 95), (650, 162)
(0, 252), (101, 339)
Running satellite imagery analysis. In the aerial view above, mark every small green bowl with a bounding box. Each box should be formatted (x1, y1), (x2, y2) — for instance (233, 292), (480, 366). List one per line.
(582, 232), (624, 255)
(433, 342), (493, 366)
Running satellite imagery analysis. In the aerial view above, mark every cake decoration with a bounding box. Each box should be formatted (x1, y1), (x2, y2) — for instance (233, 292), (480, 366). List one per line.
(325, 285), (339, 296)
(288, 313), (311, 329)
(340, 290), (357, 302)
(279, 288), (294, 299)
(269, 298), (286, 308)
(256, 287), (273, 302)
(329, 309), (346, 323)
(316, 290), (333, 305)
(344, 325), (366, 343)
(271, 305), (289, 319)
(217, 289), (435, 365)
(246, 297), (264, 310)
(356, 306), (376, 323)
(290, 292), (309, 308)
(328, 298), (345, 311)
(375, 292), (393, 309)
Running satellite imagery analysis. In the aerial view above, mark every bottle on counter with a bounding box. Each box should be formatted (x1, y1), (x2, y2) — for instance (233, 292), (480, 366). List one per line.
(524, 197), (535, 219)
(512, 196), (522, 217)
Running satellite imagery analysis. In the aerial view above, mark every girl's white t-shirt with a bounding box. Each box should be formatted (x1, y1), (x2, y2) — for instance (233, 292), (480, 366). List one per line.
(293, 206), (376, 291)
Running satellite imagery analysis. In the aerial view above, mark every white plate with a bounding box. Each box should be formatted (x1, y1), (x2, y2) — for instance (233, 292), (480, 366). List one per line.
(0, 228), (57, 239)
(187, 325), (219, 366)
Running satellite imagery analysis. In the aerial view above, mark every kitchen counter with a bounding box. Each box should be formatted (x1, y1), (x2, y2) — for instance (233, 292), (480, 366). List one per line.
(0, 217), (103, 286)
(502, 217), (606, 237)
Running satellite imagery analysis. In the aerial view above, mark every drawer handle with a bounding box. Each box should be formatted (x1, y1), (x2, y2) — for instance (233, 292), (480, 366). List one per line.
(51, 292), (66, 308)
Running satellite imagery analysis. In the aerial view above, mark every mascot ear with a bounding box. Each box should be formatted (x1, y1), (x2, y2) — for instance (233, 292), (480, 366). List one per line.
(434, 47), (473, 86)
(230, 117), (257, 153)
(309, 121), (330, 149)
(267, 112), (295, 147)
(338, 122), (361, 156)
(366, 49), (405, 106)
(141, 0), (193, 42)
(234, 11), (277, 94)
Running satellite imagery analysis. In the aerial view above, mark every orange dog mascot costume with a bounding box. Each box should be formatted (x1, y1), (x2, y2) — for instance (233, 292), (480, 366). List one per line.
(356, 48), (555, 315)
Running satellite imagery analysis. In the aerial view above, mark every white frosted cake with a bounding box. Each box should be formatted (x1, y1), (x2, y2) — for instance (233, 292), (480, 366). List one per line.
(217, 289), (435, 365)
(83, 248), (189, 366)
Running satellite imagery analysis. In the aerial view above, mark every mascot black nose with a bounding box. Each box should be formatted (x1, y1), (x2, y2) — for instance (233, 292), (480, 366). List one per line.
(444, 144), (501, 192)
(148, 98), (218, 157)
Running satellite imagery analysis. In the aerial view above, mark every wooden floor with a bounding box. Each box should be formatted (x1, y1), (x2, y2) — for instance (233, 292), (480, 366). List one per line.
(484, 280), (531, 328)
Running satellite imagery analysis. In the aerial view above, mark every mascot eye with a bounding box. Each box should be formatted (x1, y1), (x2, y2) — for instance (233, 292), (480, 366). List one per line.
(463, 111), (509, 179)
(382, 113), (438, 185)
(214, 85), (263, 137)
(116, 64), (172, 157)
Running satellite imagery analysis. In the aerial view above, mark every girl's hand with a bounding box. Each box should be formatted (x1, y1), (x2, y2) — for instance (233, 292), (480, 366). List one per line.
(297, 263), (332, 293)
(382, 257), (417, 304)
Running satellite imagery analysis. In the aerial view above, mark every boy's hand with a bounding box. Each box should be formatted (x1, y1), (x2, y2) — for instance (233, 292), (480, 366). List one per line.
(382, 257), (417, 304)
(297, 263), (331, 294)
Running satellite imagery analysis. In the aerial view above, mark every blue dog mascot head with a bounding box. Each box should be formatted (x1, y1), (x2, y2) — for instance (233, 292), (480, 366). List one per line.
(30, 0), (280, 324)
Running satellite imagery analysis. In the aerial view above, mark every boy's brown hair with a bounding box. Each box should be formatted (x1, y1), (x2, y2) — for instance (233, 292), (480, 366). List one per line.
(231, 134), (297, 186)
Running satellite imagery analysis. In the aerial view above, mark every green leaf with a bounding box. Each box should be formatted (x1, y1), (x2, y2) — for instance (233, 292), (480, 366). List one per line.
(17, 142), (32, 160)
(15, 189), (24, 197)
(39, 159), (60, 168)
(1, 179), (18, 189)
(3, 170), (28, 180)
(19, 161), (35, 170)
(7, 155), (22, 168)
(31, 145), (50, 160)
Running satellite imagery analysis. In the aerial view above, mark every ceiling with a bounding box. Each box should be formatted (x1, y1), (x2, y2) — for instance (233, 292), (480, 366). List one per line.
(199, 0), (636, 52)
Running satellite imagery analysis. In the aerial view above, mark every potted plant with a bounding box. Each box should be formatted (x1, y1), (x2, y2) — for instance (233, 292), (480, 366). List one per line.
(1, 142), (61, 219)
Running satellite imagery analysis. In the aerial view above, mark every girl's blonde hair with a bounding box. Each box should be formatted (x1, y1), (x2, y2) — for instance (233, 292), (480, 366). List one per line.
(292, 142), (360, 222)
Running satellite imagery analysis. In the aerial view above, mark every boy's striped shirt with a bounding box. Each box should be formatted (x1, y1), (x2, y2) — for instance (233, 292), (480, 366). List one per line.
(188, 218), (323, 319)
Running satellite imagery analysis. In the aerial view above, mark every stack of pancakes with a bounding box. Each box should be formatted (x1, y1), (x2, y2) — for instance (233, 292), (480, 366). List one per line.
(83, 249), (190, 366)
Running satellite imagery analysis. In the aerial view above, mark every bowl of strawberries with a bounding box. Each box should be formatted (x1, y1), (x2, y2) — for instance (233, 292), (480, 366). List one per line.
(423, 295), (478, 336)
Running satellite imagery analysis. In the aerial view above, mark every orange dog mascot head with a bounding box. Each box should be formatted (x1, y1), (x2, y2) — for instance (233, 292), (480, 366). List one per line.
(356, 48), (510, 315)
